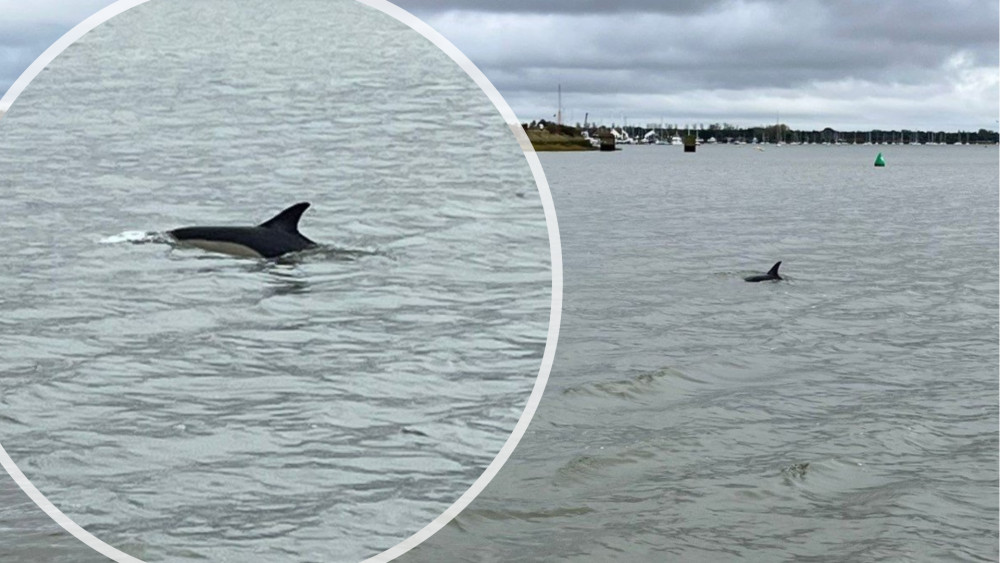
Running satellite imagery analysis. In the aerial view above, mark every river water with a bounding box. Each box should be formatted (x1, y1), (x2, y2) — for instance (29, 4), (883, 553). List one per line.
(0, 1), (550, 562)
(407, 144), (998, 562)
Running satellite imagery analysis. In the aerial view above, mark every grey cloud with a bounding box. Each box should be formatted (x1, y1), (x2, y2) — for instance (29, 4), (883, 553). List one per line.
(0, 24), (70, 92)
(0, 24), (66, 47)
(398, 0), (998, 70)
(423, 10), (985, 86)
(1, 0), (994, 130)
(0, 1), (114, 92)
(392, 0), (729, 16)
(825, 0), (998, 44)
(399, 0), (997, 128)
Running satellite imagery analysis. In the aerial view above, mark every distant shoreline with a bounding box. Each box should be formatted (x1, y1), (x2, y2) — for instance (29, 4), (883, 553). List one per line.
(524, 119), (998, 150)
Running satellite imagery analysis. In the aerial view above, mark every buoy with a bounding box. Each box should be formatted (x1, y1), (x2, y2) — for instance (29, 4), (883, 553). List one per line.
(874, 152), (885, 167)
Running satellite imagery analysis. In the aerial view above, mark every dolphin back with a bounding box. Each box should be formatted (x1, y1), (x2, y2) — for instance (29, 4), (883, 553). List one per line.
(169, 202), (317, 259)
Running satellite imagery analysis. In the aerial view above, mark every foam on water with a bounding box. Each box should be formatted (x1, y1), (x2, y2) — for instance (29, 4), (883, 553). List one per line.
(99, 231), (162, 244)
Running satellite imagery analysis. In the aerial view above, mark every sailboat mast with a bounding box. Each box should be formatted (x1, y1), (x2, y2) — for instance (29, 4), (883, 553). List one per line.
(557, 84), (562, 127)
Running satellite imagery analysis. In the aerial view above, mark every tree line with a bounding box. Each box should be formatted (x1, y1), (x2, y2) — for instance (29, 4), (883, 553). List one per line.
(527, 120), (999, 145)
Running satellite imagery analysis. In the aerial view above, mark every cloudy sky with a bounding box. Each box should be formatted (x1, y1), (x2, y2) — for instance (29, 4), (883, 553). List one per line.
(1, 0), (997, 131)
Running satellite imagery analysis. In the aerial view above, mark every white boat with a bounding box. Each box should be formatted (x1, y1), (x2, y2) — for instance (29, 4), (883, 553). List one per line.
(611, 128), (634, 144)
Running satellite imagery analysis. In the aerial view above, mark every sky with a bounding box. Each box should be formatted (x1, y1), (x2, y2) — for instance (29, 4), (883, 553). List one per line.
(0, 0), (997, 131)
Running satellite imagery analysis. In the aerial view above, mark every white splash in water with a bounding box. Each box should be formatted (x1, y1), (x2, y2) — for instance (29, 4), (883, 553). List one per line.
(99, 231), (163, 244)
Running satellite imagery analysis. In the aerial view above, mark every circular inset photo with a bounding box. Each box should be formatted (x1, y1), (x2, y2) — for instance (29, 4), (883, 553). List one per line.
(0, 1), (559, 561)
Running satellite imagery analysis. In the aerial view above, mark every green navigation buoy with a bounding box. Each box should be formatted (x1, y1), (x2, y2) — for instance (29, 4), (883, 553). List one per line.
(874, 152), (886, 167)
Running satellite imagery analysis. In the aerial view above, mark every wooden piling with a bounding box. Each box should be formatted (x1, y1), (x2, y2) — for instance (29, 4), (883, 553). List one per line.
(599, 133), (616, 152)
(683, 135), (697, 153)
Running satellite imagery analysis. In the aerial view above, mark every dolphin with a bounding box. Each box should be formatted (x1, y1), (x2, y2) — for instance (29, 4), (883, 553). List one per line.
(744, 261), (782, 282)
(169, 202), (317, 259)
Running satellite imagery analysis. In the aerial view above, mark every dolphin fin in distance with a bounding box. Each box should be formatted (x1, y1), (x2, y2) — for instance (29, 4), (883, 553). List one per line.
(743, 261), (783, 282)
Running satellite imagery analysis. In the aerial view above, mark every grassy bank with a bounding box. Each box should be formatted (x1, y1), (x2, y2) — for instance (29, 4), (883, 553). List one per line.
(523, 123), (597, 152)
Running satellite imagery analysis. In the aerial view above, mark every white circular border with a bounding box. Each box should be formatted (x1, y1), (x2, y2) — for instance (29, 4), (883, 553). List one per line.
(0, 1), (562, 562)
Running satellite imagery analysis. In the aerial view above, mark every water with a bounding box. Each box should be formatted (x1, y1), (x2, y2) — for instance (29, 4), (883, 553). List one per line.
(407, 144), (999, 562)
(0, 1), (550, 562)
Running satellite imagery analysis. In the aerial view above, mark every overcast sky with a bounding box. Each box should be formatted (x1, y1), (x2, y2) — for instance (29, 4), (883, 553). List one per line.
(1, 0), (996, 131)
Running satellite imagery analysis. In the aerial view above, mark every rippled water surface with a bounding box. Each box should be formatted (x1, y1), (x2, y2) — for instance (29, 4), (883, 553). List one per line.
(0, 1), (550, 561)
(408, 145), (998, 562)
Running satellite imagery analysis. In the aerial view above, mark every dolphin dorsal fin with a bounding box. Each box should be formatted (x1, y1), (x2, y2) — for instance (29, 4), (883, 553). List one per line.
(767, 261), (782, 276)
(259, 202), (310, 233)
